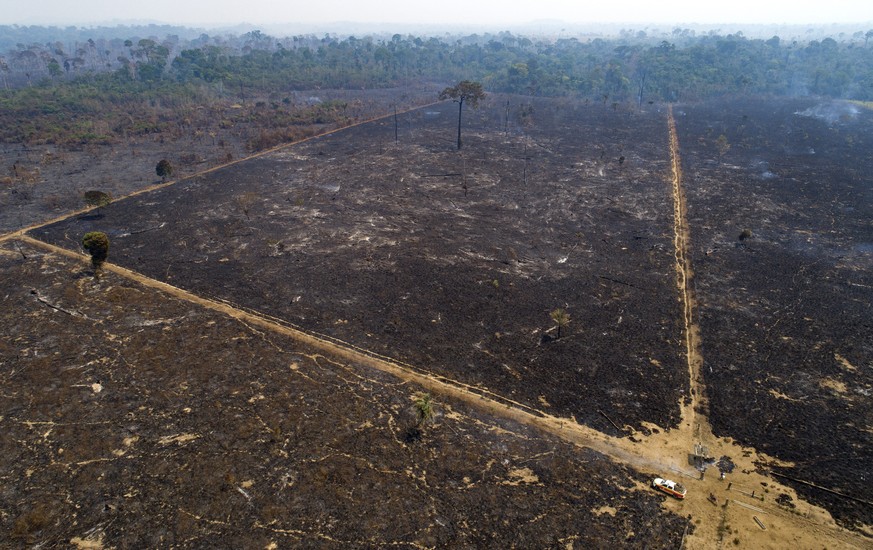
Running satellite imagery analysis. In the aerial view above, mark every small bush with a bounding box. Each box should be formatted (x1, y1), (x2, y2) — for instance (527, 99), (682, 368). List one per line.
(413, 392), (435, 427)
(549, 308), (571, 339)
(156, 159), (174, 181)
(12, 504), (52, 538)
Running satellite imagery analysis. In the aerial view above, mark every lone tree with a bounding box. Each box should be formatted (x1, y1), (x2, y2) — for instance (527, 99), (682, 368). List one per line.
(83, 190), (112, 217)
(413, 392), (435, 427)
(439, 80), (486, 150)
(550, 308), (571, 339)
(156, 159), (174, 182)
(405, 392), (435, 443)
(82, 231), (110, 278)
(236, 192), (258, 220)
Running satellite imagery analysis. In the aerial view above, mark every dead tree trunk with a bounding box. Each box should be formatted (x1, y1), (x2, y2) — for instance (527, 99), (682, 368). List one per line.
(456, 98), (464, 150)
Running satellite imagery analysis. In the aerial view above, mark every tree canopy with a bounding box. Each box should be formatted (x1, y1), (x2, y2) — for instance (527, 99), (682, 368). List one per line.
(83, 190), (112, 209)
(439, 80), (486, 107)
(2, 26), (873, 124)
(439, 80), (486, 150)
(81, 231), (110, 277)
(550, 308), (571, 339)
(156, 159), (174, 181)
(83, 190), (112, 218)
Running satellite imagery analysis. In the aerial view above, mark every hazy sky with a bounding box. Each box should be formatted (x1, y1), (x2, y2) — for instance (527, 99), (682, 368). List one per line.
(3, 0), (872, 27)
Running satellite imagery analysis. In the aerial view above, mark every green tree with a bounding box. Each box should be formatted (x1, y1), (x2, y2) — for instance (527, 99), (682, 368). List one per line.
(47, 59), (62, 79)
(83, 190), (112, 216)
(156, 159), (174, 182)
(439, 80), (486, 150)
(404, 392), (436, 443)
(413, 392), (435, 427)
(82, 232), (110, 278)
(550, 308), (571, 339)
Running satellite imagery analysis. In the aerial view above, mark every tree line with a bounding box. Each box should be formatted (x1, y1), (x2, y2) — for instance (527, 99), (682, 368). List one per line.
(2, 27), (873, 102)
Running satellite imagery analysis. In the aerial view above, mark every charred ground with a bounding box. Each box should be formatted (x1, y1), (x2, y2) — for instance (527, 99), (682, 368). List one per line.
(10, 93), (873, 542)
(31, 97), (688, 435)
(0, 240), (689, 547)
(0, 87), (434, 234)
(674, 98), (873, 529)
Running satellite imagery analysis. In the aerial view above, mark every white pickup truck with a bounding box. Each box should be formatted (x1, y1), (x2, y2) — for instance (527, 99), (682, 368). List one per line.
(652, 477), (687, 499)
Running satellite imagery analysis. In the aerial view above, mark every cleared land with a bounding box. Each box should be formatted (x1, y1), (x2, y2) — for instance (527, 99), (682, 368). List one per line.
(0, 239), (688, 548)
(30, 97), (688, 434)
(674, 98), (873, 530)
(0, 87), (433, 234)
(3, 95), (871, 547)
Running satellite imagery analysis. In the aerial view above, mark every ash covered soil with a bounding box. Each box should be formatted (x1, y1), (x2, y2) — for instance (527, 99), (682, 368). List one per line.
(31, 96), (687, 434)
(0, 241), (688, 547)
(0, 87), (433, 234)
(674, 98), (873, 529)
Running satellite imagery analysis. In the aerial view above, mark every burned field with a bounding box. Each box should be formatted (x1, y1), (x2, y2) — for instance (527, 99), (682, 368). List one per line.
(674, 98), (873, 528)
(0, 87), (432, 234)
(31, 97), (688, 435)
(19, 92), (872, 539)
(0, 241), (689, 547)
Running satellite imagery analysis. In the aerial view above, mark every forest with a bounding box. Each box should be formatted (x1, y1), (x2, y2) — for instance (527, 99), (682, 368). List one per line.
(1, 25), (870, 152)
(3, 25), (873, 101)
